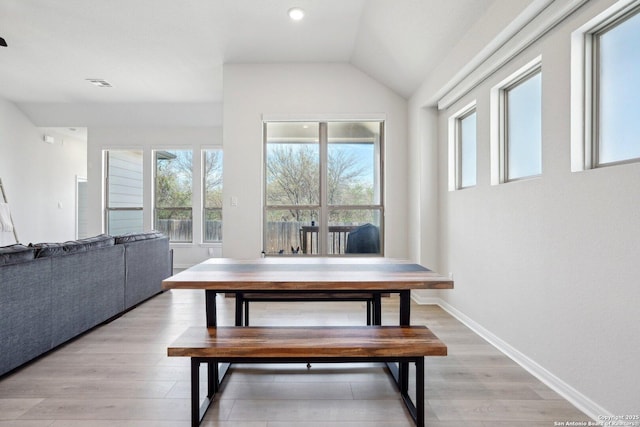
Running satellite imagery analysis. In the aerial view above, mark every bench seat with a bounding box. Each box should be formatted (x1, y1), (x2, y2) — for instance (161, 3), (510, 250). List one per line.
(168, 326), (446, 427)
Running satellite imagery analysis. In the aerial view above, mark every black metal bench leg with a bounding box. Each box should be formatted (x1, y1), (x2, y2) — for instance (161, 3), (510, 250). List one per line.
(191, 358), (200, 427)
(192, 358), (216, 427)
(398, 290), (411, 399)
(397, 357), (425, 427)
(189, 356), (425, 427)
(416, 357), (425, 427)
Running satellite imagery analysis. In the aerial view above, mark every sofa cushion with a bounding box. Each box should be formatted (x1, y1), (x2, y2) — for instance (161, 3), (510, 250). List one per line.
(31, 234), (115, 257)
(0, 244), (35, 265)
(31, 242), (66, 258)
(114, 231), (165, 244)
(64, 234), (115, 254)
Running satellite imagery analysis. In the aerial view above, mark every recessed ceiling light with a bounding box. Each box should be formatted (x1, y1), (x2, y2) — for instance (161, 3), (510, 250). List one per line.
(86, 78), (112, 88)
(288, 7), (304, 21)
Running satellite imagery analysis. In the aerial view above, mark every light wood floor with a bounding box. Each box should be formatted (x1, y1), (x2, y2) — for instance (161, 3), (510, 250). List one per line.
(0, 290), (590, 426)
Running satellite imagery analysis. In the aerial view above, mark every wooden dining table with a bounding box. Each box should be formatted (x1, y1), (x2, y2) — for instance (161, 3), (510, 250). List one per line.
(162, 256), (454, 327)
(162, 257), (454, 400)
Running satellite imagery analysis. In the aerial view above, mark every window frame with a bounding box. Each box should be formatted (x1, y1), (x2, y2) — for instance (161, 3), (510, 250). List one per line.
(571, 1), (640, 171)
(153, 149), (194, 244)
(492, 58), (542, 184)
(591, 6), (640, 168)
(448, 101), (477, 191)
(104, 149), (144, 235)
(202, 148), (223, 243)
(456, 105), (478, 190)
(263, 120), (385, 256)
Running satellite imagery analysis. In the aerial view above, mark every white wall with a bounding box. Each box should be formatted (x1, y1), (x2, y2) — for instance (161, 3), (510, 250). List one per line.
(410, 0), (639, 417)
(222, 63), (408, 259)
(87, 126), (223, 268)
(0, 98), (86, 244)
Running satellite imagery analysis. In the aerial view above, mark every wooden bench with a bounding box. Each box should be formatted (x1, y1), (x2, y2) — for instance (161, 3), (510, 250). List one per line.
(168, 326), (447, 427)
(236, 292), (379, 325)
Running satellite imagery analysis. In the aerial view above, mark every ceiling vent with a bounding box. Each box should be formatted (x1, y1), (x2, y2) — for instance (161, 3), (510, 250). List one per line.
(86, 78), (112, 88)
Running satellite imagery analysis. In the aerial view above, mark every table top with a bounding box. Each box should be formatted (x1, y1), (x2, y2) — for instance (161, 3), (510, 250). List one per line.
(162, 257), (454, 291)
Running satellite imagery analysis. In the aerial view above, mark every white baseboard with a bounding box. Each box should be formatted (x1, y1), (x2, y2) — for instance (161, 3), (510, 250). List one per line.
(413, 295), (610, 421)
(410, 292), (441, 305)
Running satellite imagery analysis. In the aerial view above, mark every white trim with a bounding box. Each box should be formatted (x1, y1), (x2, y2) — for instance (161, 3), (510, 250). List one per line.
(438, 0), (589, 110)
(172, 263), (199, 270)
(570, 24), (589, 172)
(414, 297), (612, 422)
(262, 113), (386, 122)
(410, 292), (442, 306)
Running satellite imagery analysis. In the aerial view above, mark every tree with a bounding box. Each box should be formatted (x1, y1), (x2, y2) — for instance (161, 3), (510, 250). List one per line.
(156, 150), (192, 219)
(326, 146), (367, 205)
(266, 143), (370, 221)
(266, 144), (319, 209)
(204, 150), (223, 208)
(203, 150), (223, 240)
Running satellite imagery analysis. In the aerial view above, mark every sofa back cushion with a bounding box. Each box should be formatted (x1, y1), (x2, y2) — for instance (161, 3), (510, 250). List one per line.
(64, 234), (115, 254)
(31, 242), (66, 257)
(0, 244), (35, 266)
(114, 231), (165, 244)
(32, 234), (115, 258)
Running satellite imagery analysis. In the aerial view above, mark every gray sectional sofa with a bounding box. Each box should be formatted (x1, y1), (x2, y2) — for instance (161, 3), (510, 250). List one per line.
(0, 232), (172, 377)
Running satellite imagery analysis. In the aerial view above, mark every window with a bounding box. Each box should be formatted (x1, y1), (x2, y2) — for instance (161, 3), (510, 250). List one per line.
(105, 150), (143, 235)
(498, 67), (542, 182)
(154, 150), (193, 242)
(448, 101), (476, 190)
(76, 176), (88, 239)
(264, 121), (384, 255)
(203, 149), (223, 242)
(450, 104), (478, 189)
(572, 3), (640, 171)
(593, 7), (640, 166)
(458, 111), (477, 188)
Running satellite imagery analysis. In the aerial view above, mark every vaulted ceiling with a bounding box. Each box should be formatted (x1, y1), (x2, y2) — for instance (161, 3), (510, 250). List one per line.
(0, 0), (500, 107)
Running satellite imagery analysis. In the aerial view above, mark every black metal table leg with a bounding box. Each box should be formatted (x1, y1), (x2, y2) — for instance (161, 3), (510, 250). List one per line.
(205, 290), (217, 327)
(399, 290), (411, 325)
(373, 293), (382, 325)
(235, 292), (243, 326)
